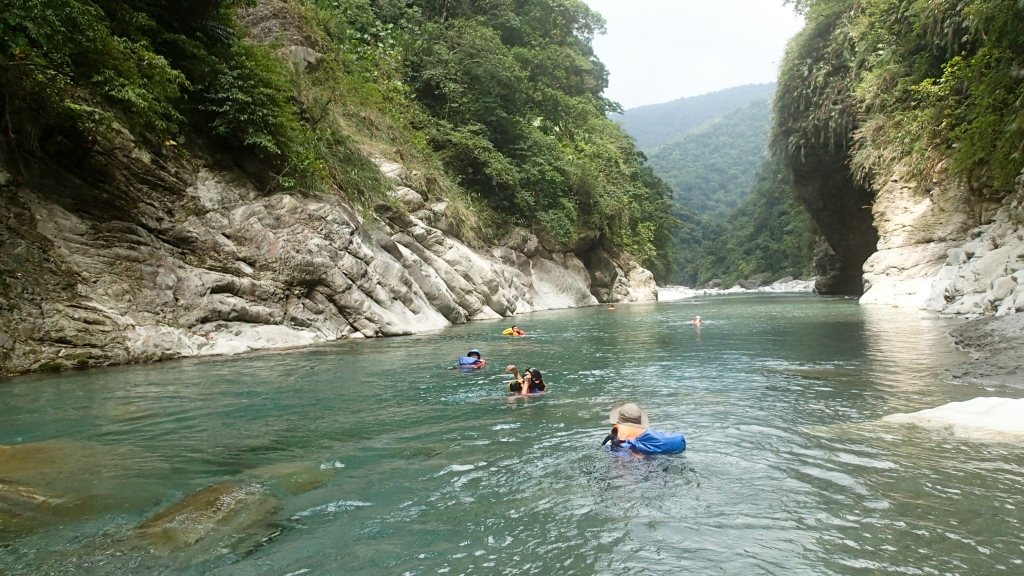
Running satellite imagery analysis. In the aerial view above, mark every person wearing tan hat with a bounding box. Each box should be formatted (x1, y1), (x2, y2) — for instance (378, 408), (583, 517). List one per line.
(602, 402), (686, 454)
(606, 402), (649, 444)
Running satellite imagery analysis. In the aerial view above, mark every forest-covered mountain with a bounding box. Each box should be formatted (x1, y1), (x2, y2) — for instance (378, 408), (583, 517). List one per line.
(616, 82), (816, 287)
(648, 98), (771, 219)
(0, 0), (677, 279)
(669, 159), (818, 287)
(612, 83), (775, 150)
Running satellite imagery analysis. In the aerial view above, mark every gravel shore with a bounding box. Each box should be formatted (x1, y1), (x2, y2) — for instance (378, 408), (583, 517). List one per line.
(949, 314), (1024, 388)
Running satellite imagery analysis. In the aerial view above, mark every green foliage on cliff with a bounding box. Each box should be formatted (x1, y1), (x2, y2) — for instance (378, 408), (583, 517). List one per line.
(0, 0), (677, 279)
(669, 159), (818, 287)
(775, 0), (1024, 198)
(648, 98), (772, 219)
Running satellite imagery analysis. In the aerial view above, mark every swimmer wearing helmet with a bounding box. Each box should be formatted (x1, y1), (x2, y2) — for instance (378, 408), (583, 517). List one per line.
(505, 365), (546, 395)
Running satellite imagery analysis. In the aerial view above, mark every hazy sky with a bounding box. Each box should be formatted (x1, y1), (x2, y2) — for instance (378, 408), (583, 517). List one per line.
(583, 1), (804, 110)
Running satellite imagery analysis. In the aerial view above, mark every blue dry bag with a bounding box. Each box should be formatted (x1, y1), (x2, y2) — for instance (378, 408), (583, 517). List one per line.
(621, 429), (686, 455)
(459, 356), (481, 366)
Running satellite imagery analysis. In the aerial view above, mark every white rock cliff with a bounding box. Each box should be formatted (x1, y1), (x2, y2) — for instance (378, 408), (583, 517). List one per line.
(0, 155), (656, 376)
(861, 171), (1024, 316)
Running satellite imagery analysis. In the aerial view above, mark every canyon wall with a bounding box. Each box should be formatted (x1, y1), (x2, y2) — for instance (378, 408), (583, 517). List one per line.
(861, 171), (1024, 315)
(0, 138), (655, 377)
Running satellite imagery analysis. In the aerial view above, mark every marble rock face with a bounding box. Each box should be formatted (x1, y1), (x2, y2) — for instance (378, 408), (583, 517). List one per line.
(0, 0), (658, 377)
(861, 172), (1024, 316)
(0, 145), (655, 376)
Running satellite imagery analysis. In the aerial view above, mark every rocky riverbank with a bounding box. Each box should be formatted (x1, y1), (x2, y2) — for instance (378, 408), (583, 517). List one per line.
(657, 277), (815, 301)
(0, 142), (656, 378)
(948, 313), (1024, 389)
(853, 170), (1024, 392)
(860, 171), (1024, 315)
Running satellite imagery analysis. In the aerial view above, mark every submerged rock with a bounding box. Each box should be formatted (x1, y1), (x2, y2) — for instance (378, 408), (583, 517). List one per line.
(0, 440), (140, 535)
(245, 461), (340, 496)
(137, 482), (280, 554)
(0, 481), (65, 535)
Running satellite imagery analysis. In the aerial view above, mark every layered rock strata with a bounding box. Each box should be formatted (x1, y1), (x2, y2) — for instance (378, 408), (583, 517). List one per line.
(861, 172), (1024, 316)
(0, 145), (655, 377)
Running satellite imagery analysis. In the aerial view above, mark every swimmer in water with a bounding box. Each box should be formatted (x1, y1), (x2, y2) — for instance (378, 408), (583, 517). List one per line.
(505, 365), (546, 395)
(608, 305), (616, 311)
(463, 349), (485, 367)
(690, 315), (701, 325)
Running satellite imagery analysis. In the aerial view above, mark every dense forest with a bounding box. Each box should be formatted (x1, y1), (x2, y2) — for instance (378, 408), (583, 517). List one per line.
(616, 84), (817, 287)
(669, 159), (818, 287)
(776, 0), (1024, 198)
(0, 0), (678, 280)
(648, 98), (771, 219)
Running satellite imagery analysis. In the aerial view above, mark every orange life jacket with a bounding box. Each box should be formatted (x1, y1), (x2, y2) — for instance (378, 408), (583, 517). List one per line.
(612, 424), (645, 441)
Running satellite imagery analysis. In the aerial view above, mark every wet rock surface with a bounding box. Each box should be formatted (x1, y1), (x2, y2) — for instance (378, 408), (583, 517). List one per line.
(0, 440), (150, 537)
(948, 313), (1024, 388)
(136, 482), (281, 555)
(0, 481), (64, 535)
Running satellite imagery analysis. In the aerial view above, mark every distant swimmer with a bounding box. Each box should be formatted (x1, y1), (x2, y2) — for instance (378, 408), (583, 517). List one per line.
(608, 305), (616, 311)
(502, 325), (526, 336)
(505, 365), (546, 395)
(690, 316), (701, 325)
(457, 349), (486, 369)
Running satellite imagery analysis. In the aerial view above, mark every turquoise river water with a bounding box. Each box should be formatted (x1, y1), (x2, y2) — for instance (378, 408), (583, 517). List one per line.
(1, 294), (1023, 575)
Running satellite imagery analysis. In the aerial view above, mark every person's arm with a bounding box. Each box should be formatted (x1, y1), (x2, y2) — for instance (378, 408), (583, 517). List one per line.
(505, 365), (522, 392)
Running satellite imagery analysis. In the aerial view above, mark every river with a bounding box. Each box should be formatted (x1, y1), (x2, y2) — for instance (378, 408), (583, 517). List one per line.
(1, 294), (1022, 574)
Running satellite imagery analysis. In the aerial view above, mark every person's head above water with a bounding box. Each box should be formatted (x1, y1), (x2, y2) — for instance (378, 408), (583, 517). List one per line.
(467, 349), (482, 359)
(524, 367), (542, 383)
(609, 402), (649, 429)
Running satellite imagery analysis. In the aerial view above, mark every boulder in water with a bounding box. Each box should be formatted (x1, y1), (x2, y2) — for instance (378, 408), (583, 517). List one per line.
(137, 482), (280, 554)
(884, 397), (1024, 441)
(0, 481), (65, 535)
(245, 461), (340, 496)
(738, 273), (769, 290)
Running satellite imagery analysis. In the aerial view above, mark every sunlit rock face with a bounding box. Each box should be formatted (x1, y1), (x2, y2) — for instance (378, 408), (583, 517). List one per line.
(0, 140), (654, 377)
(884, 397), (1024, 442)
(861, 171), (1024, 316)
(861, 174), (975, 308)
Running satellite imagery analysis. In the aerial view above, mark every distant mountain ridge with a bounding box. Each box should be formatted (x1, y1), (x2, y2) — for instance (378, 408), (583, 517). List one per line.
(647, 97), (772, 219)
(613, 83), (776, 150)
